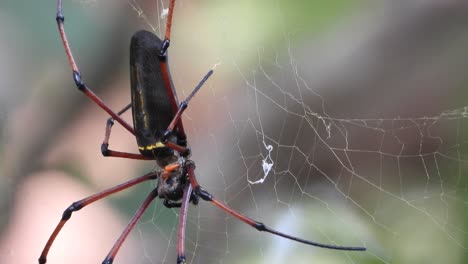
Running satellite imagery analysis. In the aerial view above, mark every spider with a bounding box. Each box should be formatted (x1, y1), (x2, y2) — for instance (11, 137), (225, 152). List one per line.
(39, 1), (366, 263)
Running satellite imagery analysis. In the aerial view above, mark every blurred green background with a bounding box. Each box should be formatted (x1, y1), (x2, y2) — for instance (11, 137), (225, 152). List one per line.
(1, 0), (468, 263)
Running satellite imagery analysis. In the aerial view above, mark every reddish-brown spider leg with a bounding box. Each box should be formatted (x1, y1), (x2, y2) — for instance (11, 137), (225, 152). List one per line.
(102, 168), (192, 264)
(158, 0), (185, 143)
(185, 162), (367, 252)
(177, 184), (192, 264)
(102, 188), (159, 264)
(154, 0), (213, 156)
(160, 69), (214, 156)
(101, 103), (154, 160)
(158, 0), (207, 153)
(38, 171), (159, 264)
(158, 0), (175, 57)
(56, 0), (135, 135)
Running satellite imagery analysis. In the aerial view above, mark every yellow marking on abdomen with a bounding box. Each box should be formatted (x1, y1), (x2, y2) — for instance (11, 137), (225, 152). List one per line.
(138, 141), (166, 151)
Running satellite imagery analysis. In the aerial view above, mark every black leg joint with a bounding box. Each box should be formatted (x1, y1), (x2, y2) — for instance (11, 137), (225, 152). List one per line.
(253, 222), (266, 232)
(102, 257), (113, 264)
(163, 199), (182, 208)
(180, 147), (191, 158)
(190, 192), (199, 205)
(56, 12), (64, 23)
(101, 143), (110, 156)
(106, 117), (114, 127)
(62, 201), (83, 221)
(194, 186), (212, 202)
(179, 101), (188, 111)
(177, 255), (186, 264)
(38, 256), (47, 264)
(159, 39), (170, 57)
(73, 71), (85, 91)
(177, 137), (187, 147)
(160, 130), (172, 144)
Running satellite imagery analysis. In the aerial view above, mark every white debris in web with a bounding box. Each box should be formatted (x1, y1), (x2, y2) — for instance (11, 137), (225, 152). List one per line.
(248, 140), (274, 185)
(161, 8), (169, 19)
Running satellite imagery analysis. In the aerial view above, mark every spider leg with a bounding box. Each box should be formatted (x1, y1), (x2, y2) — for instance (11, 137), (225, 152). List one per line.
(159, 0), (176, 57)
(155, 0), (215, 157)
(102, 188), (159, 264)
(38, 171), (159, 264)
(176, 184), (192, 264)
(159, 69), (214, 156)
(101, 103), (153, 160)
(185, 162), (366, 252)
(157, 0), (186, 147)
(56, 0), (135, 135)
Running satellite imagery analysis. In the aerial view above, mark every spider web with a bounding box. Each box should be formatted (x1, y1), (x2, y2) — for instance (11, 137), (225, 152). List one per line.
(70, 1), (468, 263)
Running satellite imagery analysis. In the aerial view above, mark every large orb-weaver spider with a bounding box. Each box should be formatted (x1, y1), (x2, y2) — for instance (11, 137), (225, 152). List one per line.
(39, 1), (366, 263)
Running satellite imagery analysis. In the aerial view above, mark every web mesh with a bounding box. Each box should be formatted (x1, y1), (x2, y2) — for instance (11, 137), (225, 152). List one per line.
(67, 1), (468, 263)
